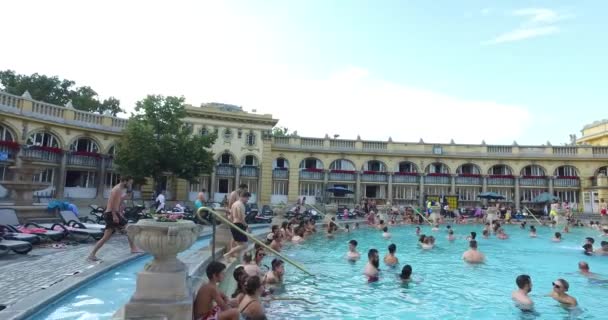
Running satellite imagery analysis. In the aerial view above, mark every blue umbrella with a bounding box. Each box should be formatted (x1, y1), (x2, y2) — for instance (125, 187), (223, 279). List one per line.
(477, 192), (505, 200)
(326, 186), (354, 194)
(532, 192), (559, 203)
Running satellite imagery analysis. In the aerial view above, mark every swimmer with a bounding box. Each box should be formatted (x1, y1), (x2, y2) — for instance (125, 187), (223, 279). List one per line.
(602, 228), (608, 237)
(421, 236), (435, 250)
(384, 244), (399, 266)
(529, 226), (537, 238)
(291, 227), (304, 244)
(347, 240), (361, 260)
(583, 243), (594, 256)
(447, 229), (456, 241)
(364, 249), (380, 282)
(520, 221), (527, 229)
(552, 232), (562, 242)
(382, 226), (392, 239)
(482, 230), (490, 239)
(462, 240), (485, 263)
(594, 241), (608, 255)
(418, 234), (426, 246)
(399, 264), (413, 282)
(415, 226), (421, 235)
(497, 228), (508, 240)
(376, 220), (386, 230)
(466, 231), (476, 241)
(512, 274), (534, 311)
(549, 278), (577, 307)
(585, 237), (595, 249)
(432, 224), (440, 232)
(578, 261), (598, 278)
(354, 222), (360, 230)
(344, 224), (350, 233)
(563, 225), (570, 233)
(264, 259), (285, 285)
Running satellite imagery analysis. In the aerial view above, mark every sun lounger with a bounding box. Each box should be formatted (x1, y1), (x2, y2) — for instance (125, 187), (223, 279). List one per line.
(59, 210), (105, 231)
(0, 238), (33, 254)
(0, 209), (66, 242)
(43, 223), (104, 242)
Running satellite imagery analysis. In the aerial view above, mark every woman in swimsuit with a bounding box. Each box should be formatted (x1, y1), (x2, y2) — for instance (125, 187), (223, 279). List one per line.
(238, 276), (267, 320)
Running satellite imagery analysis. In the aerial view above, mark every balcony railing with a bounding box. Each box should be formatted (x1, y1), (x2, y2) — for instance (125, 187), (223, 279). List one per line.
(273, 137), (290, 145)
(330, 140), (355, 150)
(240, 166), (259, 177)
(300, 138), (324, 148)
(361, 173), (388, 183)
(215, 165), (236, 176)
(272, 169), (289, 179)
(21, 148), (61, 163)
(455, 176), (482, 185)
(0, 145), (17, 161)
(329, 172), (356, 181)
(67, 154), (99, 167)
(424, 176), (450, 184)
(487, 177), (514, 186)
(554, 178), (580, 188)
(299, 170), (324, 180)
(593, 147), (608, 156)
(393, 175), (419, 184)
(519, 177), (547, 187)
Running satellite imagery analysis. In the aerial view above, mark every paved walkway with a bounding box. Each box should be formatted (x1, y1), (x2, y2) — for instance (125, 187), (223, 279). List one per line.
(0, 234), (137, 309)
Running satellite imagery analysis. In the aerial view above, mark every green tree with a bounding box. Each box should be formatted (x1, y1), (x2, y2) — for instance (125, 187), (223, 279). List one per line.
(113, 95), (216, 192)
(0, 69), (123, 116)
(272, 126), (299, 137)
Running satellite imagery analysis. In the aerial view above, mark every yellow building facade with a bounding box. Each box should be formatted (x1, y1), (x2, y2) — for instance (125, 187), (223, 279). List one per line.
(1, 90), (607, 213)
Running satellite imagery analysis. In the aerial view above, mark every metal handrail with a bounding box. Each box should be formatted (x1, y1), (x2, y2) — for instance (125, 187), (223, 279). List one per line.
(196, 207), (313, 276)
(523, 206), (543, 225)
(406, 206), (433, 226)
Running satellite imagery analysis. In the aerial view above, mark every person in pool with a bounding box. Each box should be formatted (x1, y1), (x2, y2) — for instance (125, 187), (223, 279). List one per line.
(462, 240), (485, 264)
(415, 226), (421, 235)
(549, 278), (577, 307)
(431, 224), (440, 232)
(421, 236), (435, 250)
(466, 231), (476, 241)
(482, 230), (490, 239)
(243, 252), (263, 278)
(594, 241), (608, 255)
(512, 274), (533, 311)
(347, 239), (361, 260)
(520, 221), (527, 229)
(529, 226), (537, 238)
(418, 234), (427, 245)
(578, 261), (598, 278)
(552, 232), (562, 242)
(194, 261), (239, 320)
(291, 227), (304, 244)
(384, 243), (399, 266)
(583, 243), (594, 256)
(400, 264), (413, 282)
(238, 276), (267, 320)
(364, 249), (380, 282)
(382, 226), (392, 239)
(497, 228), (509, 240)
(264, 259), (284, 285)
(447, 229), (456, 241)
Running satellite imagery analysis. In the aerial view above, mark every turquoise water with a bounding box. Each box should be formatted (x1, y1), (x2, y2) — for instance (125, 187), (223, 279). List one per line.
(31, 238), (210, 320)
(266, 225), (608, 320)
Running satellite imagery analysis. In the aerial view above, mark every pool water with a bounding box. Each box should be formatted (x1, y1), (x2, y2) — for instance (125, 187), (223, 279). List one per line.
(266, 225), (608, 320)
(31, 238), (210, 320)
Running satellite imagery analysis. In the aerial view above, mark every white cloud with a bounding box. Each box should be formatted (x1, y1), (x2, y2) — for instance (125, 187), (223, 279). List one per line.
(483, 26), (559, 45)
(484, 7), (569, 45)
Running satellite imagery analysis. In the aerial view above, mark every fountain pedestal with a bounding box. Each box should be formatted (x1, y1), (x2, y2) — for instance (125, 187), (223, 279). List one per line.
(122, 219), (201, 320)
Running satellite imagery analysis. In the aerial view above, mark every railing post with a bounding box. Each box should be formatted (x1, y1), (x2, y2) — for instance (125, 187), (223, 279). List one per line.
(211, 213), (216, 261)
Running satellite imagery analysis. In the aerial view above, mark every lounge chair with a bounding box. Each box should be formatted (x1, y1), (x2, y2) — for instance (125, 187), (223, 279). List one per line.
(37, 211), (104, 242)
(59, 210), (106, 231)
(0, 238), (33, 254)
(0, 209), (66, 243)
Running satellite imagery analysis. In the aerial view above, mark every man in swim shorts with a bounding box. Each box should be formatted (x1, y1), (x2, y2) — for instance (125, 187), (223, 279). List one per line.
(512, 274), (533, 310)
(462, 240), (485, 263)
(364, 248), (380, 282)
(194, 261), (239, 320)
(224, 192), (251, 261)
(347, 239), (361, 260)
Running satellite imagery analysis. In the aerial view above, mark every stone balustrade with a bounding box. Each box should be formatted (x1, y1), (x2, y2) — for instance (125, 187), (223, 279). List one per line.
(554, 178), (580, 187)
(240, 165), (259, 177)
(299, 170), (324, 180)
(272, 169), (289, 179)
(487, 177), (514, 186)
(328, 172), (356, 181)
(215, 165), (235, 176)
(455, 176), (482, 185)
(519, 177), (548, 187)
(424, 176), (450, 184)
(393, 174), (419, 183)
(361, 173), (388, 182)
(67, 154), (100, 167)
(21, 147), (61, 163)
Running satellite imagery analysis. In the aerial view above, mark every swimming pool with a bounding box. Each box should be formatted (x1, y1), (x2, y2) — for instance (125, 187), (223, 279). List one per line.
(30, 238), (210, 320)
(266, 224), (608, 320)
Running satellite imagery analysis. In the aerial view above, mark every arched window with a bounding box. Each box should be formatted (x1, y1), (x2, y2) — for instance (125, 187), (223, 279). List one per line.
(70, 138), (99, 153)
(554, 165), (578, 177)
(299, 158), (323, 170)
(364, 160), (386, 172)
(456, 164), (481, 175)
(27, 131), (60, 148)
(274, 157), (289, 169)
(329, 159), (356, 171)
(426, 162), (450, 174)
(218, 153), (235, 165)
(246, 132), (256, 146)
(521, 165), (545, 177)
(242, 155), (258, 166)
(397, 161), (417, 173)
(0, 125), (14, 141)
(488, 165), (512, 175)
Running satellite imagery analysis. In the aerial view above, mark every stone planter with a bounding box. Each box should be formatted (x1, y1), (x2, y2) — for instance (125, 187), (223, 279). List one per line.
(122, 219), (202, 320)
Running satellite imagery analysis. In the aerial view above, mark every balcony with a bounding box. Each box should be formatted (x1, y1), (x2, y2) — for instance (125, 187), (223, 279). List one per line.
(215, 164), (236, 176)
(361, 173), (388, 183)
(21, 147), (61, 163)
(299, 170), (324, 180)
(487, 177), (514, 186)
(67, 154), (100, 167)
(393, 174), (419, 184)
(240, 166), (259, 177)
(329, 171), (356, 181)
(424, 176), (450, 184)
(0, 144), (18, 162)
(272, 169), (289, 179)
(106, 157), (114, 169)
(455, 176), (482, 185)
(519, 177), (547, 187)
(554, 178), (580, 188)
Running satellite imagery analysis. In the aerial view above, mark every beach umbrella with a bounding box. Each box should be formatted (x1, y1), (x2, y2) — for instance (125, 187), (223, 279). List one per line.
(532, 192), (559, 203)
(477, 192), (505, 200)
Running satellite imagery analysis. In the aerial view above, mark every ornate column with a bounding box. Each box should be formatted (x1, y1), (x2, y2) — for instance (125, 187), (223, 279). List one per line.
(56, 151), (68, 198)
(387, 173), (393, 204)
(514, 177), (521, 211)
(355, 172), (362, 203)
(96, 157), (107, 201)
(323, 170), (329, 205)
(482, 175), (488, 193)
(235, 166), (241, 189)
(209, 170), (216, 202)
(450, 174), (457, 195)
(548, 176), (554, 195)
(418, 174), (425, 207)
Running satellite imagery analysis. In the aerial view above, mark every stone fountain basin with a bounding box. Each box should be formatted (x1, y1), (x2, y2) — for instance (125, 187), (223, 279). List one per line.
(0, 181), (50, 192)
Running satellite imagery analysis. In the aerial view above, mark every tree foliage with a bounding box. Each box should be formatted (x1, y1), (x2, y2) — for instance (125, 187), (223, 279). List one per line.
(113, 95), (216, 190)
(0, 70), (123, 116)
(272, 126), (299, 137)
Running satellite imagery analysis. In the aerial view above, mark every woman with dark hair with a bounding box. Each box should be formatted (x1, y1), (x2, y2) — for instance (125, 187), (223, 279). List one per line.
(231, 266), (248, 301)
(400, 265), (413, 282)
(238, 276), (267, 320)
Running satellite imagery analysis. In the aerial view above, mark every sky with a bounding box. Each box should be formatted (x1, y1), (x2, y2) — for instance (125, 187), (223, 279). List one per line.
(1, 0), (606, 145)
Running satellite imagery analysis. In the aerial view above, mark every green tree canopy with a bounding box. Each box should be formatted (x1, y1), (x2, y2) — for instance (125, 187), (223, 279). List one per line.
(272, 126), (299, 137)
(0, 70), (123, 116)
(114, 95), (216, 191)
